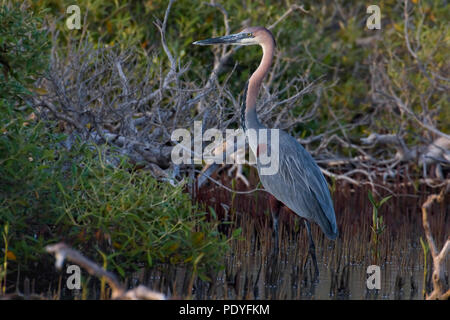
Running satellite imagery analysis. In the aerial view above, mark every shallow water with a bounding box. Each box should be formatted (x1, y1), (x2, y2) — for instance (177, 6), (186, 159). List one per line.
(53, 242), (430, 300)
(234, 258), (422, 299)
(139, 233), (433, 300)
(186, 176), (447, 300)
(14, 178), (447, 300)
(256, 261), (426, 300)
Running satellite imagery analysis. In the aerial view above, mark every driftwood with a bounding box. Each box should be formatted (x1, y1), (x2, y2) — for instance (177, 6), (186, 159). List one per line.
(46, 243), (165, 300)
(421, 187), (450, 300)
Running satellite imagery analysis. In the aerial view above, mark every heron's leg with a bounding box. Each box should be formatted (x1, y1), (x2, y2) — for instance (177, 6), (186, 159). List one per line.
(304, 220), (319, 280)
(268, 195), (280, 253)
(273, 213), (279, 253)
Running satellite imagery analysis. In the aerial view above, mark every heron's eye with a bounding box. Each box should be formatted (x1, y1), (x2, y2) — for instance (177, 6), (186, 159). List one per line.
(247, 33), (253, 37)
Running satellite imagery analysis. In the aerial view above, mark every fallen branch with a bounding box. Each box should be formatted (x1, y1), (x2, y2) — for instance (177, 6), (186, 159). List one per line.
(421, 187), (450, 300)
(46, 243), (165, 300)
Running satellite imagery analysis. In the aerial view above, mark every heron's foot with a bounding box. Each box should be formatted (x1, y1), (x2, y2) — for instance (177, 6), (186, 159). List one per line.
(303, 247), (319, 282)
(302, 260), (319, 283)
(272, 219), (279, 254)
(273, 239), (279, 255)
(310, 245), (320, 281)
(302, 220), (319, 282)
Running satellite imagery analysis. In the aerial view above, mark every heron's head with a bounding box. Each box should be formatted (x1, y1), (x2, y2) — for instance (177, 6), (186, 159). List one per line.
(193, 26), (275, 47)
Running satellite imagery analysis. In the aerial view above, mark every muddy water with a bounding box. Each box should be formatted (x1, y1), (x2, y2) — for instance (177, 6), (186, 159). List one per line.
(202, 264), (425, 300)
(46, 178), (447, 300)
(314, 263), (424, 300)
(142, 233), (432, 300)
(56, 235), (429, 300)
(186, 176), (447, 300)
(247, 260), (426, 300)
(217, 256), (424, 300)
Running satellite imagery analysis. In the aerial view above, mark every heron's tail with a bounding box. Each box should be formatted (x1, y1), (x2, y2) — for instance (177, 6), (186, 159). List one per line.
(315, 206), (339, 240)
(310, 189), (338, 240)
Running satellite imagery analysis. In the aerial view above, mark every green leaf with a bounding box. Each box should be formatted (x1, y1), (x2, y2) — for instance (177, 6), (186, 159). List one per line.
(379, 195), (392, 207)
(209, 206), (217, 220)
(419, 237), (429, 253)
(198, 272), (211, 282)
(193, 253), (204, 266)
(368, 190), (375, 206)
(147, 250), (153, 267)
(232, 228), (242, 238)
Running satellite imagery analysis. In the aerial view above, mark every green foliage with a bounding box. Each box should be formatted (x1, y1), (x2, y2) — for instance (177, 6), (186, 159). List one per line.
(368, 191), (391, 263)
(0, 115), (66, 264)
(0, 1), (54, 274)
(419, 237), (429, 298)
(0, 2), (50, 100)
(0, 1), (234, 283)
(56, 148), (232, 276)
(1, 134), (234, 278)
(1, 223), (9, 295)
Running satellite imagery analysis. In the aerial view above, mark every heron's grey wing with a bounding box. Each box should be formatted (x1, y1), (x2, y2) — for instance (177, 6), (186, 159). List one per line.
(301, 149), (338, 239)
(259, 132), (338, 239)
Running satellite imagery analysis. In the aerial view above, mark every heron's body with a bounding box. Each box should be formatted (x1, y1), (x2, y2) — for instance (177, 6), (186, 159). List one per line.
(256, 129), (338, 239)
(194, 26), (338, 277)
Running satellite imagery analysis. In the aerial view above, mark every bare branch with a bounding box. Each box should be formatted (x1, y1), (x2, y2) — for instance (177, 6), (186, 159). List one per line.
(46, 243), (165, 300)
(268, 4), (308, 30)
(421, 187), (450, 300)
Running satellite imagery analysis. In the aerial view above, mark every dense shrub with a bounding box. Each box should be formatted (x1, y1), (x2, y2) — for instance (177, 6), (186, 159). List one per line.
(31, 0), (448, 149)
(55, 148), (233, 278)
(0, 2), (235, 286)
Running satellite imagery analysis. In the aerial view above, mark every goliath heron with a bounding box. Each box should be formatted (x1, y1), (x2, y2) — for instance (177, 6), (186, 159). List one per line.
(194, 27), (338, 278)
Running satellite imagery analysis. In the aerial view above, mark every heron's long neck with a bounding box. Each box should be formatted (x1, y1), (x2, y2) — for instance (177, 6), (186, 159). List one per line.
(243, 43), (274, 131)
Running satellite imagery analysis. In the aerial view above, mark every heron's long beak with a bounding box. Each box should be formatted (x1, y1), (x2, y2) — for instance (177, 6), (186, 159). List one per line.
(193, 32), (251, 46)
